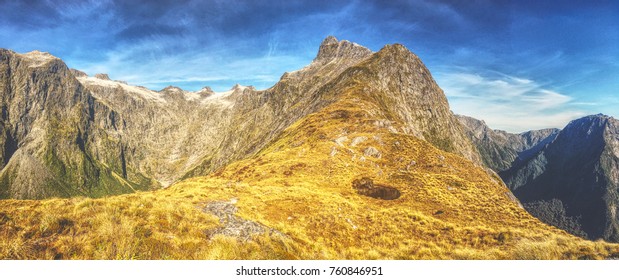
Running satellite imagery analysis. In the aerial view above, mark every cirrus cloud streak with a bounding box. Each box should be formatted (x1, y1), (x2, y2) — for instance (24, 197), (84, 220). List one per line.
(436, 71), (585, 132)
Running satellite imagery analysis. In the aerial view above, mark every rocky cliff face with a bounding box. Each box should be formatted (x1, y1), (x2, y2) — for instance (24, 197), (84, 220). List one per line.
(0, 49), (154, 199)
(1, 36), (482, 199)
(457, 115), (559, 172)
(76, 36), (375, 186)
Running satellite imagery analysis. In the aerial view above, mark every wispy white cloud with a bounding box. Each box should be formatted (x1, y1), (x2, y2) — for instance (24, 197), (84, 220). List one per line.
(1, 0), (616, 126)
(72, 34), (310, 91)
(436, 71), (586, 132)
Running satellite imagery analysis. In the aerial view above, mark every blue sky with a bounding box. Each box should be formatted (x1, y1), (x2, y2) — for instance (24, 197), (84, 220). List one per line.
(1, 0), (617, 132)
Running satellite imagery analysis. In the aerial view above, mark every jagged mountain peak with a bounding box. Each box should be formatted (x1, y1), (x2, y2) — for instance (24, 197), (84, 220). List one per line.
(20, 50), (56, 61)
(23, 50), (57, 59)
(194, 86), (214, 97)
(161, 85), (184, 92)
(321, 35), (338, 45)
(2, 49), (61, 68)
(332, 40), (481, 163)
(456, 114), (489, 128)
(560, 114), (617, 141)
(94, 73), (110, 80)
(457, 114), (560, 172)
(461, 112), (619, 241)
(456, 115), (494, 138)
(369, 42), (425, 70)
(314, 35), (372, 62)
(502, 113), (619, 241)
(231, 83), (246, 90)
(91, 73), (130, 85)
(228, 84), (256, 93)
(94, 73), (111, 80)
(24, 50), (52, 56)
(378, 43), (409, 53)
(70, 69), (88, 78)
(198, 86), (213, 92)
(566, 114), (614, 128)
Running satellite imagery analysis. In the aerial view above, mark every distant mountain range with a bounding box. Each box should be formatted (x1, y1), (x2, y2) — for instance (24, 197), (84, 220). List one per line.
(459, 113), (619, 242)
(1, 37), (618, 259)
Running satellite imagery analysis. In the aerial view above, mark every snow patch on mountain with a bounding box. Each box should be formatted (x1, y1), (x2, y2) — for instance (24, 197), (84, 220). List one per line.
(77, 76), (167, 103)
(17, 51), (56, 68)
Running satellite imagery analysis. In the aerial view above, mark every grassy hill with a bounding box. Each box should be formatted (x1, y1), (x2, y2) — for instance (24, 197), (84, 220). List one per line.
(2, 88), (618, 259)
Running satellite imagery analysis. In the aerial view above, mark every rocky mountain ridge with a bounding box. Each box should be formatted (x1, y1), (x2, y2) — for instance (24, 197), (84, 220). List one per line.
(0, 36), (480, 199)
(457, 115), (559, 172)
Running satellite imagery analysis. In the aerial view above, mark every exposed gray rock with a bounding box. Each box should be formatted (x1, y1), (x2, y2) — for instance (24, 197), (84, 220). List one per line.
(406, 160), (417, 171)
(203, 200), (283, 241)
(0, 49), (153, 199)
(351, 136), (367, 147)
(314, 36), (372, 62)
(94, 73), (110, 80)
(349, 44), (482, 164)
(335, 136), (348, 147)
(330, 147), (338, 157)
(457, 114), (559, 172)
(69, 69), (88, 77)
(364, 147), (381, 158)
(503, 114), (619, 242)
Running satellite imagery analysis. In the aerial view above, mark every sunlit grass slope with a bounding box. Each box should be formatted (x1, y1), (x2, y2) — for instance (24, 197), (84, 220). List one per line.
(2, 89), (619, 259)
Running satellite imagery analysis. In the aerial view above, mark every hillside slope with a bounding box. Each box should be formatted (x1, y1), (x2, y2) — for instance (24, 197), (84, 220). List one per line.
(459, 114), (619, 242)
(1, 83), (616, 259)
(502, 114), (619, 241)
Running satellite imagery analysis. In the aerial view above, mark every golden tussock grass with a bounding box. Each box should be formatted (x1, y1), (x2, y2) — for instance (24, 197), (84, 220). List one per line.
(2, 90), (619, 259)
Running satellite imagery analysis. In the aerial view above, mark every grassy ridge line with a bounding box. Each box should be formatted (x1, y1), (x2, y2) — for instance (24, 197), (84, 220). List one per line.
(199, 93), (619, 259)
(1, 91), (619, 259)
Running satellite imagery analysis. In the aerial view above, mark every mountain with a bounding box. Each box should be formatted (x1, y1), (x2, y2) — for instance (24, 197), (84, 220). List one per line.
(63, 36), (377, 188)
(0, 49), (156, 199)
(1, 37), (618, 259)
(459, 114), (619, 242)
(456, 115), (559, 172)
(502, 114), (619, 241)
(0, 36), (480, 199)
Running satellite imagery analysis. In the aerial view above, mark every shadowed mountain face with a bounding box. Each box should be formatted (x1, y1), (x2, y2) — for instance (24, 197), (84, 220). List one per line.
(456, 115), (559, 173)
(0, 36), (479, 199)
(460, 114), (619, 242)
